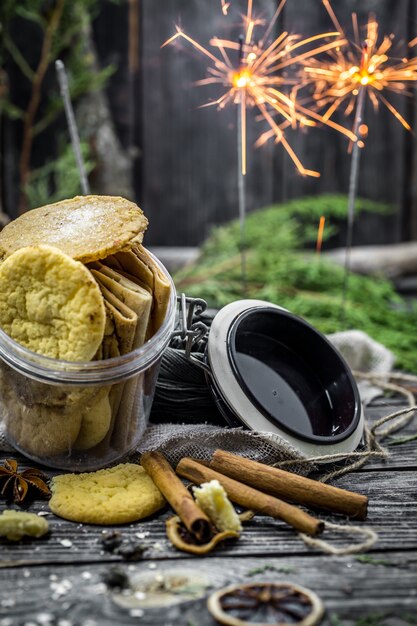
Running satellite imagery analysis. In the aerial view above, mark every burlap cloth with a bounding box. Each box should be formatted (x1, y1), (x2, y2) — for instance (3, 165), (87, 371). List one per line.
(0, 329), (394, 475)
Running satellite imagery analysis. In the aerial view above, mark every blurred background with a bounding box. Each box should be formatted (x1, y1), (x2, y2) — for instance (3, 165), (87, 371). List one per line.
(1, 0), (417, 245)
(2, 0), (417, 369)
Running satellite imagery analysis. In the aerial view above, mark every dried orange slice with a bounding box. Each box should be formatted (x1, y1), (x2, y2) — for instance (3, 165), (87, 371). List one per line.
(166, 515), (239, 555)
(207, 582), (324, 626)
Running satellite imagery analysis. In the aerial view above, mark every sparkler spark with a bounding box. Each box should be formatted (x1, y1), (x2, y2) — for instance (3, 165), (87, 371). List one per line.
(316, 215), (326, 254)
(303, 1), (417, 132)
(220, 0), (230, 16)
(163, 0), (356, 178)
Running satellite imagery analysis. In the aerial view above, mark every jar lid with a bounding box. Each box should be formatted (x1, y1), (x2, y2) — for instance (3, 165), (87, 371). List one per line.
(206, 300), (364, 457)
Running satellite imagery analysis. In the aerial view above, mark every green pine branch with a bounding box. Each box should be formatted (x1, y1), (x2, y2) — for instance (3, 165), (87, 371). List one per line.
(175, 196), (417, 372)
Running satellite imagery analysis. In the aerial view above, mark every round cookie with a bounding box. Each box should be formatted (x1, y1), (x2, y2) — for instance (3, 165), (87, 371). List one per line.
(49, 464), (166, 524)
(0, 245), (106, 361)
(5, 393), (82, 457)
(73, 391), (112, 450)
(0, 362), (103, 408)
(0, 195), (148, 263)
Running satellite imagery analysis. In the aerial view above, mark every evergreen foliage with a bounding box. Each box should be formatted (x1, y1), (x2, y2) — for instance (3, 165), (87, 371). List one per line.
(0, 0), (116, 208)
(25, 141), (94, 208)
(175, 195), (417, 372)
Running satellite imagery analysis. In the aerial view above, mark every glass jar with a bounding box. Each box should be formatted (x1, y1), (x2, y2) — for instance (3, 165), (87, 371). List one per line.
(0, 255), (176, 471)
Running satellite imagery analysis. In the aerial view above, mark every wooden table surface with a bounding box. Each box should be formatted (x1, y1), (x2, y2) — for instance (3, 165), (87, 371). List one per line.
(1, 398), (417, 626)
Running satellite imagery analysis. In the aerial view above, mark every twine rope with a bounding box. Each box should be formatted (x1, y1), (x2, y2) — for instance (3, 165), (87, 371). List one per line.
(299, 521), (379, 555)
(278, 404), (417, 483)
(284, 375), (416, 554)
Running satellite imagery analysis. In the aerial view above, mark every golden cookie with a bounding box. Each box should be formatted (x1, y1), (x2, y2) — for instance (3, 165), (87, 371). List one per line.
(5, 394), (82, 457)
(0, 245), (105, 360)
(73, 390), (112, 450)
(0, 196), (148, 263)
(49, 464), (165, 524)
(0, 361), (103, 408)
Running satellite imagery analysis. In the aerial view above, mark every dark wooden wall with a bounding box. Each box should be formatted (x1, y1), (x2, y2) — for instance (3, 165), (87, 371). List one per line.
(133, 0), (417, 245)
(2, 0), (417, 246)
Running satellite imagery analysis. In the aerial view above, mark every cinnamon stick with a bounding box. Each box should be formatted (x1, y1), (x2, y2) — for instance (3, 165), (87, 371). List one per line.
(210, 450), (368, 520)
(176, 457), (324, 536)
(141, 451), (212, 542)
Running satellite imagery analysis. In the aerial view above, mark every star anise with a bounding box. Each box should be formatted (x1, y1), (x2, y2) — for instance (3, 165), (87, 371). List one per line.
(0, 458), (51, 503)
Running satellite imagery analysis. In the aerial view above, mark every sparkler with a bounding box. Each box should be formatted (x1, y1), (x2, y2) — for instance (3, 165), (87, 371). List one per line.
(302, 1), (417, 318)
(163, 0), (356, 289)
(316, 215), (326, 255)
(304, 4), (417, 131)
(162, 1), (355, 178)
(55, 59), (90, 195)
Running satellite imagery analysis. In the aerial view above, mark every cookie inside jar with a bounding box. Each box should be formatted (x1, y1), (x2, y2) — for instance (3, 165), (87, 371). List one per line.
(0, 195), (174, 470)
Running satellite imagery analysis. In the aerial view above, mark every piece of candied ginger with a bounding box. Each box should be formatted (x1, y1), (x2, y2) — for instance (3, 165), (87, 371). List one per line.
(193, 479), (242, 534)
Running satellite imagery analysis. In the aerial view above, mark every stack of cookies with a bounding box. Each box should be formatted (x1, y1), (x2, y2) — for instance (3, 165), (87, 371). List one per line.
(0, 196), (171, 466)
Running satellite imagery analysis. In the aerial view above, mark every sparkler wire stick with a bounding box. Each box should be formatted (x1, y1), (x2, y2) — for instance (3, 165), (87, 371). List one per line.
(237, 37), (247, 293)
(237, 100), (247, 293)
(341, 85), (366, 319)
(55, 59), (90, 195)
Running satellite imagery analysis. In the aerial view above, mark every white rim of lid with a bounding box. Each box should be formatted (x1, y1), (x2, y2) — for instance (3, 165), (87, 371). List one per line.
(207, 299), (364, 458)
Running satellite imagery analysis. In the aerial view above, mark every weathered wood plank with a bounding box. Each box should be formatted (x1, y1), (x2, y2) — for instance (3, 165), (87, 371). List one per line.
(1, 553), (416, 625)
(1, 465), (416, 563)
(0, 401), (415, 567)
(0, 396), (415, 625)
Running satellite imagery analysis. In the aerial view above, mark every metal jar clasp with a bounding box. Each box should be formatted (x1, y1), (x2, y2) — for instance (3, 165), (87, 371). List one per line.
(172, 294), (211, 374)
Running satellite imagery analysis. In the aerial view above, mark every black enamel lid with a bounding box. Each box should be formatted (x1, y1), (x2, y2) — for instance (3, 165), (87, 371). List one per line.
(207, 303), (362, 447)
(226, 307), (361, 443)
